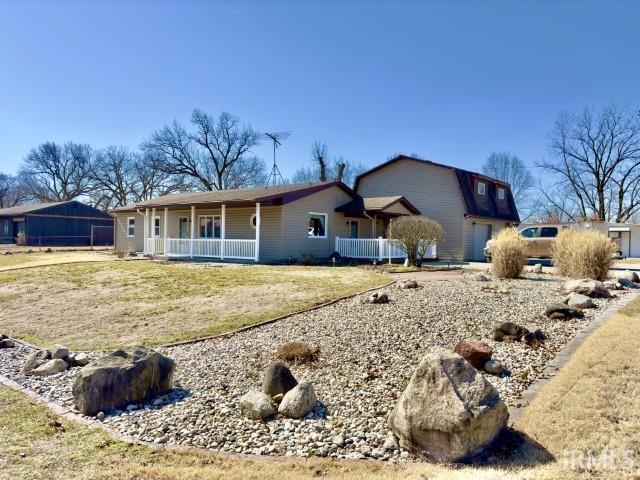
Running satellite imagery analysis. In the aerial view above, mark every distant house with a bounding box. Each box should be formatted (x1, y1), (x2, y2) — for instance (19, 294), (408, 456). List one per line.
(112, 181), (421, 262)
(353, 155), (520, 260)
(0, 201), (114, 247)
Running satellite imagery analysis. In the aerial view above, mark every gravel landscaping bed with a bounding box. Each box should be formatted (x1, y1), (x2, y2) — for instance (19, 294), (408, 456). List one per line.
(0, 272), (628, 461)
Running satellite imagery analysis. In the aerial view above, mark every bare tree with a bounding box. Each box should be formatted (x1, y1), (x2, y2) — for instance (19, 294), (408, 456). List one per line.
(0, 173), (27, 208)
(293, 142), (367, 186)
(19, 142), (94, 202)
(90, 146), (137, 209)
(132, 152), (190, 201)
(539, 105), (640, 222)
(482, 152), (534, 204)
(143, 110), (265, 191)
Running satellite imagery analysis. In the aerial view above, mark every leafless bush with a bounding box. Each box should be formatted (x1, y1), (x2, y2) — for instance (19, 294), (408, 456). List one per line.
(553, 229), (616, 280)
(491, 228), (527, 279)
(388, 216), (445, 267)
(274, 341), (319, 365)
(15, 232), (26, 246)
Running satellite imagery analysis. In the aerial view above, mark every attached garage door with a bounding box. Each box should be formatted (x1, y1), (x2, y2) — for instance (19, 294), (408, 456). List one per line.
(473, 223), (492, 261)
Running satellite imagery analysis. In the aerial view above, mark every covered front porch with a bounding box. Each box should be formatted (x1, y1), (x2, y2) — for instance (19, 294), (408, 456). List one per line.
(141, 203), (262, 262)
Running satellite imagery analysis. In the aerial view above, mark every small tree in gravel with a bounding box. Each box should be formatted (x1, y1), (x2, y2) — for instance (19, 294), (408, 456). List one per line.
(389, 216), (445, 267)
(553, 229), (617, 280)
(491, 228), (527, 279)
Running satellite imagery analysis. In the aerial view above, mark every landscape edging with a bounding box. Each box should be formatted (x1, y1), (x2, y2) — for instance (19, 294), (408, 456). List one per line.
(508, 290), (640, 424)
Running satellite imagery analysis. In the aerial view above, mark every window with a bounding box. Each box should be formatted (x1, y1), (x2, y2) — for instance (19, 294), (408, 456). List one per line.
(179, 217), (190, 239)
(127, 217), (135, 237)
(348, 219), (359, 239)
(2, 219), (8, 235)
(308, 213), (327, 238)
(199, 215), (221, 238)
(520, 227), (538, 238)
(539, 227), (558, 238)
(250, 214), (257, 229)
(477, 181), (486, 195)
(497, 187), (505, 200)
(154, 217), (161, 237)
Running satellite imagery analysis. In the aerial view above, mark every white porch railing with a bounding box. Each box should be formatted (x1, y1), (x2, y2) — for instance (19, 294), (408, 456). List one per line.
(163, 238), (256, 261)
(144, 238), (165, 255)
(335, 237), (437, 261)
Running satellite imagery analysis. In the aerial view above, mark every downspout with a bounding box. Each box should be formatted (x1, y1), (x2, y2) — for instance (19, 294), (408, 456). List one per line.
(363, 211), (375, 237)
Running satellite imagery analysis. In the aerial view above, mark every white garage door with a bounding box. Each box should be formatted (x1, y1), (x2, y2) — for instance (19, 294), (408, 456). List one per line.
(473, 223), (492, 261)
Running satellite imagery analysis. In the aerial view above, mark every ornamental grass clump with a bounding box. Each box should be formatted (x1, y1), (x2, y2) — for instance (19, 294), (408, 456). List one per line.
(552, 229), (616, 281)
(491, 228), (527, 279)
(275, 341), (320, 365)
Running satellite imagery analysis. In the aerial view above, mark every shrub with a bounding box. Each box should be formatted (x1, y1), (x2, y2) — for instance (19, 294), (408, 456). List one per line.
(490, 228), (527, 279)
(552, 229), (616, 280)
(388, 216), (445, 267)
(275, 341), (319, 365)
(114, 249), (126, 258)
(15, 232), (26, 246)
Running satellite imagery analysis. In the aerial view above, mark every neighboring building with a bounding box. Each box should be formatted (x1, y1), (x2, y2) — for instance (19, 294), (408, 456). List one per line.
(112, 181), (421, 263)
(0, 201), (113, 247)
(353, 155), (520, 261)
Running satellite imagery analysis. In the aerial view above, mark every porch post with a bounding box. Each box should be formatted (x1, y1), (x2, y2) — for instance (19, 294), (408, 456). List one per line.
(254, 202), (261, 262)
(144, 208), (149, 253)
(190, 205), (195, 259)
(164, 207), (168, 255)
(151, 208), (156, 255)
(221, 204), (226, 260)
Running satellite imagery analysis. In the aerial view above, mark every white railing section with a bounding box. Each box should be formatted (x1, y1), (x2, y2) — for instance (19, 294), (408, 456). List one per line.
(163, 238), (256, 261)
(335, 237), (437, 261)
(144, 238), (165, 255)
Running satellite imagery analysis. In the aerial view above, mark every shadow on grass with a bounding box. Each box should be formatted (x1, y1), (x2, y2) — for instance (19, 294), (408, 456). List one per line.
(465, 427), (555, 468)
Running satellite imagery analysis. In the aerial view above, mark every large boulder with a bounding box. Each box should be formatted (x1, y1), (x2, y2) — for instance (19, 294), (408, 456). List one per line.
(453, 340), (493, 370)
(566, 293), (595, 309)
(366, 292), (389, 304)
(0, 338), (15, 348)
(388, 349), (508, 463)
(33, 359), (69, 377)
(618, 278), (638, 289)
(278, 382), (317, 418)
(262, 361), (297, 397)
(72, 344), (175, 416)
(560, 279), (610, 298)
(239, 390), (276, 420)
(545, 304), (584, 320)
(397, 280), (418, 289)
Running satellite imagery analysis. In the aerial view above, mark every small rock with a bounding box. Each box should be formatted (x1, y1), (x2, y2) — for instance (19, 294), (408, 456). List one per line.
(262, 361), (298, 397)
(545, 304), (584, 320)
(453, 340), (493, 370)
(532, 263), (543, 273)
(383, 433), (399, 451)
(332, 434), (345, 447)
(616, 270), (639, 283)
(566, 293), (595, 309)
(471, 273), (490, 282)
(617, 278), (638, 289)
(96, 411), (105, 420)
(20, 350), (49, 375)
(50, 345), (70, 361)
(366, 292), (389, 304)
(32, 359), (69, 377)
(278, 382), (317, 418)
(0, 338), (15, 348)
(492, 322), (528, 342)
(239, 390), (276, 420)
(397, 280), (418, 289)
(484, 360), (503, 375)
(272, 393), (284, 403)
(73, 352), (91, 366)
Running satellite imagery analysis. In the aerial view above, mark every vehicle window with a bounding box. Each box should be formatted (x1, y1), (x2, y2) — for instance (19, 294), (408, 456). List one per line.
(520, 227), (538, 238)
(539, 227), (558, 238)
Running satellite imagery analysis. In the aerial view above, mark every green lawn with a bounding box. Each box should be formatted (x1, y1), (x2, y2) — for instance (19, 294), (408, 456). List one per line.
(0, 262), (388, 350)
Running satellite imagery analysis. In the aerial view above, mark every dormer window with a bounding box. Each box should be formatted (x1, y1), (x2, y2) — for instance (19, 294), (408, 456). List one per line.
(498, 187), (505, 200)
(477, 182), (486, 195)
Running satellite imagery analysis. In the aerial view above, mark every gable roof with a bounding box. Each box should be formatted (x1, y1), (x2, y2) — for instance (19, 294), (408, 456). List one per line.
(335, 196), (421, 216)
(0, 201), (71, 217)
(113, 181), (356, 212)
(354, 155), (520, 222)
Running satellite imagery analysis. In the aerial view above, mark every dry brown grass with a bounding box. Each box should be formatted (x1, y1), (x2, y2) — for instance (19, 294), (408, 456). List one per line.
(552, 229), (617, 280)
(274, 341), (320, 364)
(0, 262), (388, 350)
(490, 228), (527, 279)
(0, 251), (111, 270)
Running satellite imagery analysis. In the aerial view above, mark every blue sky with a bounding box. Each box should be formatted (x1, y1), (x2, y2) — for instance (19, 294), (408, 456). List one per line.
(0, 0), (638, 179)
